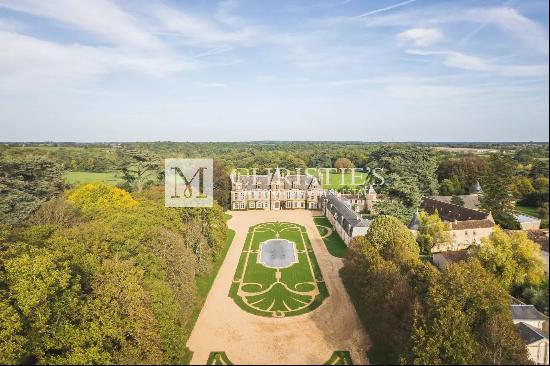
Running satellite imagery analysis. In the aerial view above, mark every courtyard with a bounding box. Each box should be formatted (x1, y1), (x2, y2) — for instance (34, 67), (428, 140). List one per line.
(186, 210), (370, 365)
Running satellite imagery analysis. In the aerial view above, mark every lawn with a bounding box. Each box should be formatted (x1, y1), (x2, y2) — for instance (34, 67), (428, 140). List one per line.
(65, 171), (124, 186)
(319, 170), (369, 190)
(314, 217), (348, 258)
(229, 222), (328, 317)
(516, 205), (540, 218)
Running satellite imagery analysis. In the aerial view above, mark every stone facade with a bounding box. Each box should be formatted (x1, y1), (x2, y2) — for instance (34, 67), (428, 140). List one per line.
(410, 197), (495, 253)
(231, 169), (323, 211)
(320, 192), (370, 245)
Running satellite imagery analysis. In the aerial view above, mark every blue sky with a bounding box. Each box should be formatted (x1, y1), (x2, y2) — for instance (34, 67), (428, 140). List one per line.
(0, 0), (548, 142)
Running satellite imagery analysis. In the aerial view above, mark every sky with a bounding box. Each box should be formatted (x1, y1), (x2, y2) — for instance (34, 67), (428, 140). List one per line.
(0, 0), (548, 142)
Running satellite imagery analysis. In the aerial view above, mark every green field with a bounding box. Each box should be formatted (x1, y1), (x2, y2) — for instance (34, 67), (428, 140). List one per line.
(516, 205), (540, 218)
(229, 222), (328, 317)
(320, 171), (369, 190)
(64, 171), (124, 186)
(314, 217), (348, 258)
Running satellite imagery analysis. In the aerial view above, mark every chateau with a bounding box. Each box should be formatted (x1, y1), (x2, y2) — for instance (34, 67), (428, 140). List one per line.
(231, 169), (323, 210)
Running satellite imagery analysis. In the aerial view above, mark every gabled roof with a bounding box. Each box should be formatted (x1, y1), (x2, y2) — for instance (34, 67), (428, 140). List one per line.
(234, 173), (320, 190)
(284, 175), (319, 190)
(437, 250), (469, 263)
(511, 304), (549, 322)
(325, 193), (370, 235)
(418, 197), (495, 231)
(421, 197), (489, 221)
(427, 194), (481, 210)
(515, 322), (549, 345)
(235, 174), (271, 189)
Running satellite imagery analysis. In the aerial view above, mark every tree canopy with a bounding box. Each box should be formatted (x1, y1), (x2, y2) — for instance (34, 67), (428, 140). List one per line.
(0, 156), (65, 227)
(472, 227), (545, 291)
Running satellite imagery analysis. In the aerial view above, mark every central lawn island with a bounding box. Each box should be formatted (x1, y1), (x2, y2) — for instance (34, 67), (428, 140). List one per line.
(229, 222), (329, 317)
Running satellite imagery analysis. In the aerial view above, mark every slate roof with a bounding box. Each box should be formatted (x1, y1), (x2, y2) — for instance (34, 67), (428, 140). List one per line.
(234, 172), (319, 190)
(421, 197), (489, 221)
(235, 174), (271, 190)
(419, 197), (495, 231)
(515, 322), (549, 345)
(427, 194), (481, 210)
(438, 250), (469, 263)
(325, 193), (370, 236)
(283, 175), (319, 190)
(511, 305), (549, 322)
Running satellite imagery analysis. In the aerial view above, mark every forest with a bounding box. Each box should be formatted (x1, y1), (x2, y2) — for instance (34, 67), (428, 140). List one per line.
(0, 141), (548, 364)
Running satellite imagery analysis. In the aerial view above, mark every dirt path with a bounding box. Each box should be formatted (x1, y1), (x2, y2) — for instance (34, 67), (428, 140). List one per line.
(186, 210), (371, 365)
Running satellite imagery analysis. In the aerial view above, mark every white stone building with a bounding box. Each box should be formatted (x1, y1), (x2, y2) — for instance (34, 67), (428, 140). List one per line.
(231, 169), (323, 211)
(320, 191), (371, 245)
(409, 197), (495, 253)
(511, 303), (549, 365)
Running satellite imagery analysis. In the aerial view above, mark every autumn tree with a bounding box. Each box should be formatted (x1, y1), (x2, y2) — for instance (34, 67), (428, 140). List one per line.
(437, 155), (489, 193)
(416, 210), (451, 253)
(334, 157), (354, 172)
(472, 227), (545, 291)
(407, 260), (529, 365)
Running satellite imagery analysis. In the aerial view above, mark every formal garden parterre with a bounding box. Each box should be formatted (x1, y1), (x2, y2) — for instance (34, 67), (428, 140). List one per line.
(229, 221), (329, 317)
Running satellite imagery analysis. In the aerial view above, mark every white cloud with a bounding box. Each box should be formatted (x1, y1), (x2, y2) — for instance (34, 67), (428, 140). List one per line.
(407, 49), (549, 77)
(0, 30), (191, 90)
(151, 4), (261, 47)
(360, 6), (548, 54)
(0, 0), (163, 49)
(397, 28), (443, 47)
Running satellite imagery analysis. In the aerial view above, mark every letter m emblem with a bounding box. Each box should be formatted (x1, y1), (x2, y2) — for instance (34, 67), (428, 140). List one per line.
(165, 159), (213, 207)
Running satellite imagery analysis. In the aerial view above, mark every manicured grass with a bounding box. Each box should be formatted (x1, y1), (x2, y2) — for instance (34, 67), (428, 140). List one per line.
(229, 222), (328, 317)
(64, 171), (124, 186)
(324, 351), (353, 365)
(314, 217), (348, 258)
(319, 170), (369, 190)
(516, 205), (540, 218)
(206, 352), (233, 365)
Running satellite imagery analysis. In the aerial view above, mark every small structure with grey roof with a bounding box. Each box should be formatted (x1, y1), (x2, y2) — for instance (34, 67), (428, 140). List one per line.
(515, 322), (548, 365)
(432, 250), (469, 270)
(511, 304), (549, 331)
